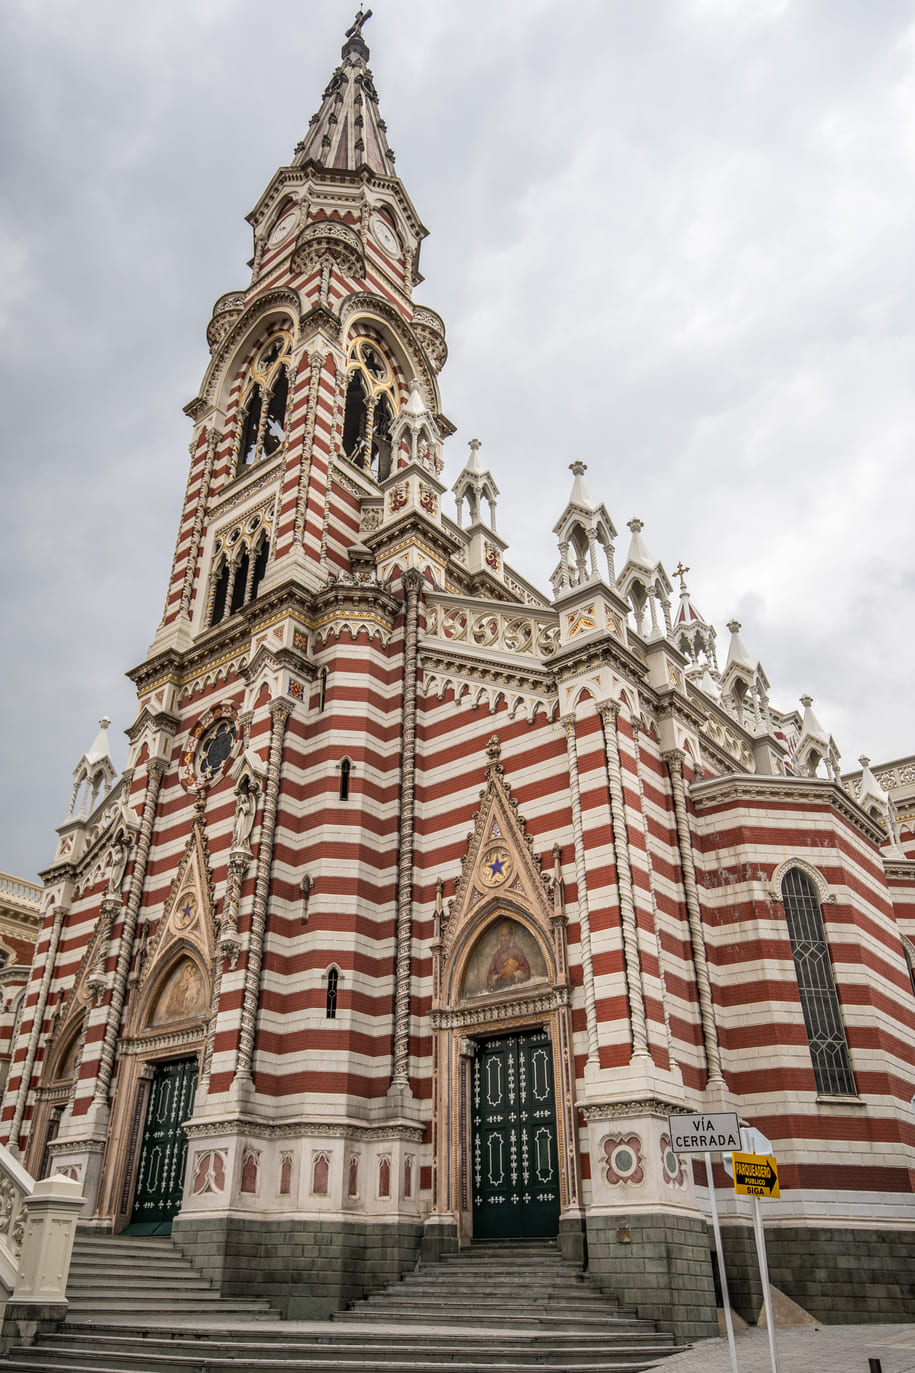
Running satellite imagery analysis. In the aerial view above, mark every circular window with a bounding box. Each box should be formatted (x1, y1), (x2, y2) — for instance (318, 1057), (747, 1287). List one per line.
(197, 719), (236, 784)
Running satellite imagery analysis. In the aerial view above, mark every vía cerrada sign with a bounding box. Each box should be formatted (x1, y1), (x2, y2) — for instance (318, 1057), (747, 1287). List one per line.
(732, 1152), (780, 1198)
(667, 1112), (741, 1153)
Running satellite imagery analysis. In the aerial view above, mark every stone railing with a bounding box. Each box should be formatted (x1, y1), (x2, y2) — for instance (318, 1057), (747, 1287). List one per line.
(0, 875), (41, 912)
(0, 1143), (83, 1349)
(0, 1145), (32, 1295)
(424, 599), (561, 660)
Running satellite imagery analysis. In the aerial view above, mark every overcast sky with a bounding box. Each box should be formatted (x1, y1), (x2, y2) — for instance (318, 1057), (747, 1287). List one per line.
(2, 0), (914, 881)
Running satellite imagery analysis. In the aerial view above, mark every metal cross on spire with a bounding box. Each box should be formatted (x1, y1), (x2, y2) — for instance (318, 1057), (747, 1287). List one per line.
(346, 8), (373, 39)
(674, 561), (691, 589)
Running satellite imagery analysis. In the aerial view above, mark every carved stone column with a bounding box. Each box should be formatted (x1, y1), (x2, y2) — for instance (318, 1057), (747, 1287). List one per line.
(562, 715), (600, 1066)
(665, 750), (723, 1085)
(7, 900), (70, 1154)
(597, 702), (650, 1062)
(93, 759), (167, 1112)
(293, 348), (327, 549)
(234, 700), (292, 1083)
(390, 571), (423, 1092)
(178, 426), (219, 618)
(390, 569), (422, 1092)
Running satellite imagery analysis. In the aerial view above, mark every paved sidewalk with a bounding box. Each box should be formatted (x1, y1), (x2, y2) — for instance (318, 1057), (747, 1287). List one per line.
(650, 1323), (915, 1373)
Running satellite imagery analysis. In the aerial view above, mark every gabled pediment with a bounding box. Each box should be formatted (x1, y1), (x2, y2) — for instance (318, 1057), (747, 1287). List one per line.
(439, 736), (567, 1008)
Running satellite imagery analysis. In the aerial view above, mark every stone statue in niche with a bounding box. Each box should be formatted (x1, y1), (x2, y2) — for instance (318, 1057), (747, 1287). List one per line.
(232, 778), (257, 852)
(107, 833), (130, 896)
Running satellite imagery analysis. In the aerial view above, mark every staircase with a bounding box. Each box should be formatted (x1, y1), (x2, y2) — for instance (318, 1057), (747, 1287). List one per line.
(0, 1234), (683, 1371)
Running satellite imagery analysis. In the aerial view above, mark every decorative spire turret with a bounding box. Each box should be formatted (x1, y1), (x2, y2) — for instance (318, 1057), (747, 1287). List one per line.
(671, 564), (719, 681)
(617, 517), (673, 641)
(794, 694), (841, 781)
(452, 438), (499, 531)
(294, 12), (397, 176)
(551, 462), (617, 595)
(67, 717), (117, 820)
(719, 621), (772, 735)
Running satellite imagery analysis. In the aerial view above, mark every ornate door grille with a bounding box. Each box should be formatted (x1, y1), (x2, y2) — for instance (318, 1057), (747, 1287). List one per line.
(472, 1029), (560, 1239)
(130, 1056), (198, 1229)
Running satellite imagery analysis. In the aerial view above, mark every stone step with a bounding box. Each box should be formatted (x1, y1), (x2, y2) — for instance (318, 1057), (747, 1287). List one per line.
(0, 1233), (682, 1372)
(1, 1336), (674, 1373)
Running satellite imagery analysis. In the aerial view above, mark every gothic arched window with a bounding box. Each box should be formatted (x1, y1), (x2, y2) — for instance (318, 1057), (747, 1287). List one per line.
(235, 332), (292, 473)
(781, 868), (856, 1096)
(207, 515), (272, 627)
(341, 336), (399, 481)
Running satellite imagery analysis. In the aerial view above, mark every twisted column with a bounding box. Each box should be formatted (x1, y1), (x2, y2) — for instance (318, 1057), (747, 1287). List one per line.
(562, 715), (600, 1065)
(597, 702), (650, 1061)
(178, 426), (218, 617)
(293, 348), (326, 548)
(93, 760), (166, 1109)
(7, 899), (70, 1152)
(665, 750), (723, 1085)
(391, 569), (422, 1089)
(631, 721), (677, 1070)
(234, 700), (292, 1082)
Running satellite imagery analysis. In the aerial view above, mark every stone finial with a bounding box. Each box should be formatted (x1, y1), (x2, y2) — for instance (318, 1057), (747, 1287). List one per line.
(727, 619), (742, 636)
(858, 755), (871, 769)
(627, 517), (644, 535)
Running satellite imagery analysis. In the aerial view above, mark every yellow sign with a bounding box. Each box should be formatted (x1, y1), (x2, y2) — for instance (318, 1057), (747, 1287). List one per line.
(732, 1151), (779, 1198)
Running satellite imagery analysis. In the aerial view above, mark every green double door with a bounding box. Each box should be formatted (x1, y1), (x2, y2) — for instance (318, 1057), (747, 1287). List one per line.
(130, 1056), (198, 1233)
(471, 1029), (561, 1239)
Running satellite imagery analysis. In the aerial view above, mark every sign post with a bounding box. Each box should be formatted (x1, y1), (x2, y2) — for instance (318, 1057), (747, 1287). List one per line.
(725, 1128), (781, 1373)
(668, 1112), (741, 1373)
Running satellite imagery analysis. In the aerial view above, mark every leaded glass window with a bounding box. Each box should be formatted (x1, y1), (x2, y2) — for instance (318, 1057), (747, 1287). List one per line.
(781, 868), (856, 1096)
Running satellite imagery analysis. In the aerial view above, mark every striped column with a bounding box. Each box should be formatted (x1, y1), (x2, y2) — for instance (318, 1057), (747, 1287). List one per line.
(665, 750), (723, 1086)
(235, 699), (293, 1083)
(597, 702), (650, 1061)
(562, 714), (600, 1066)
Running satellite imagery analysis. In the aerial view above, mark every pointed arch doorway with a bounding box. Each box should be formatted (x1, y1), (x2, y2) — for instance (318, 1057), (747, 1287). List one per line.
(471, 1027), (560, 1239)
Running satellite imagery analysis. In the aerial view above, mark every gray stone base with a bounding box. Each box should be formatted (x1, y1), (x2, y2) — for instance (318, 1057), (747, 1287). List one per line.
(585, 1212), (719, 1343)
(171, 1215), (422, 1319)
(0, 1302), (68, 1356)
(721, 1224), (915, 1324)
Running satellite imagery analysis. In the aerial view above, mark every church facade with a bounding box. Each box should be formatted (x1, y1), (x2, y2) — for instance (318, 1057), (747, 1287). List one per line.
(4, 19), (915, 1338)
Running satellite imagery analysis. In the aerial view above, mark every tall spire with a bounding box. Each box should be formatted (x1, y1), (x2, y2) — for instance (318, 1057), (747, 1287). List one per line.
(294, 12), (397, 177)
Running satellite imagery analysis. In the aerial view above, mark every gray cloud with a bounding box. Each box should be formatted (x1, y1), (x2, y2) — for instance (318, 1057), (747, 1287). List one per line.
(2, 0), (914, 877)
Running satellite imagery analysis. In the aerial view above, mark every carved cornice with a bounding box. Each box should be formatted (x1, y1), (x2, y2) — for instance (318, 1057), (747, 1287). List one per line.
(884, 860), (915, 882)
(430, 987), (570, 1030)
(690, 773), (887, 844)
(185, 1118), (424, 1143)
(579, 1097), (683, 1123)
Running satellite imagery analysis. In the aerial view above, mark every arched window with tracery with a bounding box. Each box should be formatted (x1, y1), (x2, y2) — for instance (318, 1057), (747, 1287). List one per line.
(235, 331), (292, 473)
(781, 867), (856, 1096)
(207, 513), (272, 627)
(341, 335), (399, 480)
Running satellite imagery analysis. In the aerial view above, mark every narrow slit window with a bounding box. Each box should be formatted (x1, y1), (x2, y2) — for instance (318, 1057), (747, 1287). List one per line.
(340, 758), (351, 801)
(250, 537), (270, 601)
(326, 967), (338, 1019)
(263, 370), (288, 457)
(210, 560), (229, 626)
(239, 388), (262, 468)
(229, 549), (250, 616)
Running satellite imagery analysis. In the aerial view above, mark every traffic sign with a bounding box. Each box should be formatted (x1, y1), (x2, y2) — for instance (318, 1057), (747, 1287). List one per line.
(732, 1151), (779, 1198)
(667, 1112), (741, 1153)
